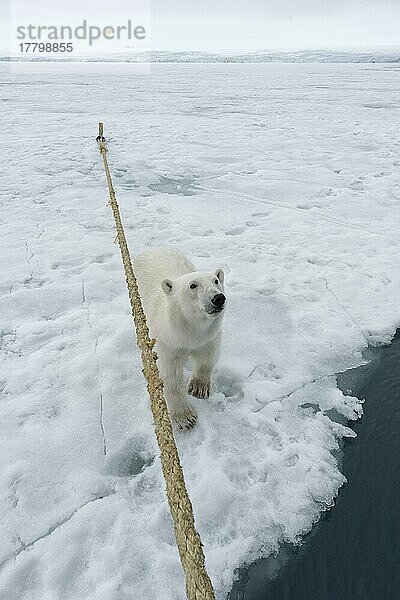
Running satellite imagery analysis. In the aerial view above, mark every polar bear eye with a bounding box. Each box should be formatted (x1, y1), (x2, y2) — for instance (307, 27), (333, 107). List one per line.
(190, 283), (197, 290)
(214, 278), (219, 285)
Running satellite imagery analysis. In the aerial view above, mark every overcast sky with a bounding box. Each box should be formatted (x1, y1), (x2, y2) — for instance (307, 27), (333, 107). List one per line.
(3, 0), (400, 52)
(151, 0), (400, 51)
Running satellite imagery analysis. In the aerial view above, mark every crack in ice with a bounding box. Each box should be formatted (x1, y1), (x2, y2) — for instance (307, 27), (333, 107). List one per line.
(81, 281), (107, 456)
(251, 370), (340, 413)
(0, 492), (113, 571)
(322, 276), (369, 343)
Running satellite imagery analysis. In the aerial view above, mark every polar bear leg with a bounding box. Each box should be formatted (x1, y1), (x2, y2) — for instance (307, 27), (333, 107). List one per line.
(188, 333), (221, 399)
(156, 342), (197, 429)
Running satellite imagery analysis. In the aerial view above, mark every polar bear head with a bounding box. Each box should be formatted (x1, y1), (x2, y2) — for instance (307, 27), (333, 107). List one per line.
(161, 268), (226, 320)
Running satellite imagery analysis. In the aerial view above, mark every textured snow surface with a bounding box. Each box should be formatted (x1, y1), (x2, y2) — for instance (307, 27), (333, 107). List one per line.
(1, 63), (399, 599)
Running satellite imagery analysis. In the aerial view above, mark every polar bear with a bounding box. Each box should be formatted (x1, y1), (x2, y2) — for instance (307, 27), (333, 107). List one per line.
(133, 247), (226, 429)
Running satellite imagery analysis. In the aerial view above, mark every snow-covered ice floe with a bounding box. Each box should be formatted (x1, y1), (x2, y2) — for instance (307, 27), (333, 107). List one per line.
(1, 62), (399, 600)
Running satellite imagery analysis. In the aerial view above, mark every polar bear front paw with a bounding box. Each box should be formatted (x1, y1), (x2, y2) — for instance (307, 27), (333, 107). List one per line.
(187, 378), (211, 399)
(172, 406), (198, 430)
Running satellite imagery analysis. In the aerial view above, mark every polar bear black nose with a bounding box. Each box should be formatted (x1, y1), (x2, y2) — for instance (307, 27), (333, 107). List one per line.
(211, 293), (226, 308)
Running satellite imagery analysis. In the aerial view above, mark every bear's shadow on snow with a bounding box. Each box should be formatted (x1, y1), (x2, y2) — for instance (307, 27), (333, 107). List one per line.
(105, 437), (155, 478)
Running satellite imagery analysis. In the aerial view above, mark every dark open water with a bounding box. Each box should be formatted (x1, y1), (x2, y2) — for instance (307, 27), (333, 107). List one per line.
(230, 330), (400, 600)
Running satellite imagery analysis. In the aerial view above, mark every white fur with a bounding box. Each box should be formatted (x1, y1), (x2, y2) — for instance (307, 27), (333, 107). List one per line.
(133, 247), (226, 429)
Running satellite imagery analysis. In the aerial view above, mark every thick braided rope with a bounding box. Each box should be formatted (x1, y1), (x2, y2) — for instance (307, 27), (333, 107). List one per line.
(96, 124), (215, 600)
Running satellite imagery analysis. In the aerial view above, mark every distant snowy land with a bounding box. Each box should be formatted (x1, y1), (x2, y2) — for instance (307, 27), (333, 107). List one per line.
(1, 62), (400, 600)
(2, 49), (400, 62)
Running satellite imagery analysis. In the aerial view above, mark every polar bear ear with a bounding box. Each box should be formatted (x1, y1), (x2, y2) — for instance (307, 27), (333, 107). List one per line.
(161, 279), (174, 295)
(214, 268), (224, 284)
